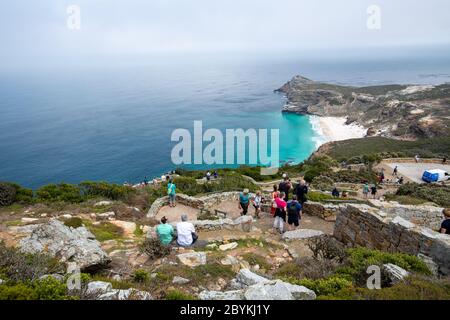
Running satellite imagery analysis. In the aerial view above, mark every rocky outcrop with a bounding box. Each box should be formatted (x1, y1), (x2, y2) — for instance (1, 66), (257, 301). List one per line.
(334, 204), (450, 275)
(199, 269), (316, 300)
(383, 264), (409, 284)
(282, 229), (324, 241)
(276, 75), (450, 139)
(177, 252), (207, 267)
(19, 220), (110, 271)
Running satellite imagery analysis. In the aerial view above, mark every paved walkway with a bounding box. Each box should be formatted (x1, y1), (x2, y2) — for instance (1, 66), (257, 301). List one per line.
(383, 162), (450, 183)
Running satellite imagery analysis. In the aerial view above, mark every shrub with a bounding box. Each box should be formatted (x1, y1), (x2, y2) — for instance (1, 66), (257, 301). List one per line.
(0, 183), (17, 206)
(311, 175), (334, 191)
(396, 183), (450, 207)
(64, 217), (83, 228)
(292, 276), (354, 297)
(139, 238), (171, 260)
(165, 289), (197, 300)
(0, 242), (63, 282)
(307, 235), (347, 263)
(0, 278), (70, 300)
(79, 181), (134, 201)
(132, 269), (149, 283)
(0, 282), (38, 300)
(36, 183), (83, 203)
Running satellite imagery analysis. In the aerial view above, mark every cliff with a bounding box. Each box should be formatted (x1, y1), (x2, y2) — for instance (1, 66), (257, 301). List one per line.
(276, 75), (450, 140)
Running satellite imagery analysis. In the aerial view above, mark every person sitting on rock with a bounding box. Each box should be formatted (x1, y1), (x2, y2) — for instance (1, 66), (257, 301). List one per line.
(176, 214), (198, 247)
(286, 195), (302, 231)
(440, 208), (450, 235)
(156, 216), (174, 246)
(238, 189), (250, 216)
(332, 186), (340, 198)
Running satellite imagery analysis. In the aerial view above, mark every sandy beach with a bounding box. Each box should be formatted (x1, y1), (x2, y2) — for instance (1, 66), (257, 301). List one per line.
(310, 116), (367, 148)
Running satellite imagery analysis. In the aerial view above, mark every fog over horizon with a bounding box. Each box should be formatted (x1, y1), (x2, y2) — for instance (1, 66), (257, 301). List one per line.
(1, 0), (450, 68)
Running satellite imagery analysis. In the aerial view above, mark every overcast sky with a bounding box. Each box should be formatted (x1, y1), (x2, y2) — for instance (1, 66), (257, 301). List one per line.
(1, 0), (450, 66)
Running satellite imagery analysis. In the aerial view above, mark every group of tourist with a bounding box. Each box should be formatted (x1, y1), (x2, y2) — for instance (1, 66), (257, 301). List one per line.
(236, 174), (308, 234)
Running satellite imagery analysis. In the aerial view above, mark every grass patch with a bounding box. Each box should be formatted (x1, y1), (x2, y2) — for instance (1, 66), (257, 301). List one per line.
(165, 289), (198, 300)
(63, 217), (83, 228)
(5, 220), (23, 227)
(241, 252), (271, 270)
(83, 220), (124, 241)
(384, 194), (429, 206)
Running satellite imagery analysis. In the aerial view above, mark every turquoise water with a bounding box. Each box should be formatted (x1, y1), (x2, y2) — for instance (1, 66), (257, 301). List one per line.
(1, 56), (450, 188)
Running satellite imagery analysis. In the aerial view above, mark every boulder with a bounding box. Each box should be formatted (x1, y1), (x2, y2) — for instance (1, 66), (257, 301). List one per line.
(199, 290), (245, 300)
(21, 217), (39, 223)
(98, 288), (153, 300)
(417, 254), (439, 276)
(282, 229), (324, 241)
(383, 263), (410, 284)
(172, 276), (190, 285)
(219, 242), (238, 251)
(177, 252), (207, 267)
(220, 255), (239, 266)
(19, 220), (110, 271)
(235, 268), (268, 286)
(94, 201), (114, 207)
(86, 281), (113, 296)
(244, 280), (316, 300)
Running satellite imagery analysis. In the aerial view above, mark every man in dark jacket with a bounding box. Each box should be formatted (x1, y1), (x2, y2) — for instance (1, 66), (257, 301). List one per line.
(295, 179), (308, 204)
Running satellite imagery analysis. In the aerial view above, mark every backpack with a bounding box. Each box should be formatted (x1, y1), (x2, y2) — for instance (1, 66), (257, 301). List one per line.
(287, 201), (299, 217)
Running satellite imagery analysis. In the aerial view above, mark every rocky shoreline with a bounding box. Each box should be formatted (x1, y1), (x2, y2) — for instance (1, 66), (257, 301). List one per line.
(276, 75), (450, 140)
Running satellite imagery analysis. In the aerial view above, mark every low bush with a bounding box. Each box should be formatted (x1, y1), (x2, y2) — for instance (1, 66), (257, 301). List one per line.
(84, 221), (124, 241)
(395, 183), (450, 207)
(291, 276), (354, 297)
(64, 217), (83, 228)
(0, 183), (17, 206)
(165, 289), (197, 300)
(132, 269), (149, 283)
(307, 235), (347, 263)
(139, 238), (171, 260)
(0, 242), (63, 282)
(275, 257), (339, 280)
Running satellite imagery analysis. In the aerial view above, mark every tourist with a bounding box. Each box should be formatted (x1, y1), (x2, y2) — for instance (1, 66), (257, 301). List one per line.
(156, 216), (174, 246)
(271, 185), (279, 216)
(370, 184), (378, 199)
(273, 192), (287, 234)
(206, 171), (211, 181)
(286, 195), (302, 231)
(393, 166), (398, 176)
(279, 175), (292, 201)
(443, 156), (447, 164)
(398, 176), (404, 185)
(239, 188), (250, 216)
(332, 186), (340, 198)
(295, 179), (308, 204)
(440, 208), (450, 235)
(415, 154), (420, 163)
(213, 171), (218, 179)
(252, 191), (262, 219)
(362, 182), (369, 198)
(167, 179), (177, 207)
(176, 214), (198, 247)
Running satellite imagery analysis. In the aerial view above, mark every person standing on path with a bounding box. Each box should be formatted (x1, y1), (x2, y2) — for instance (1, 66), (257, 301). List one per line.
(167, 179), (177, 207)
(238, 189), (250, 216)
(273, 192), (287, 234)
(295, 179), (308, 204)
(278, 175), (291, 201)
(362, 182), (370, 199)
(286, 195), (302, 231)
(370, 184), (378, 199)
(271, 185), (279, 217)
(252, 190), (262, 219)
(393, 166), (398, 176)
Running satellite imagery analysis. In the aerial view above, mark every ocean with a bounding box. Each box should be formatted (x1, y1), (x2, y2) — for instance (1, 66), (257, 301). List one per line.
(1, 54), (450, 189)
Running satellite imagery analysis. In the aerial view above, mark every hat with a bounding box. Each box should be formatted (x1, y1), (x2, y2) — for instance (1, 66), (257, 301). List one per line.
(243, 188), (249, 194)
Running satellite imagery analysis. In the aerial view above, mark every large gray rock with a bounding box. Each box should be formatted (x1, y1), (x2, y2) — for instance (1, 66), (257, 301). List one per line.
(244, 280), (316, 300)
(98, 288), (153, 300)
(282, 229), (324, 241)
(19, 219), (110, 271)
(199, 290), (245, 300)
(177, 252), (207, 267)
(383, 263), (410, 284)
(235, 268), (269, 286)
(86, 281), (113, 296)
(172, 276), (190, 285)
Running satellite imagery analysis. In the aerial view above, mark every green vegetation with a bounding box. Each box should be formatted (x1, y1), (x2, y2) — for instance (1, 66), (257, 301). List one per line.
(139, 238), (171, 260)
(165, 289), (198, 300)
(84, 221), (124, 241)
(132, 269), (149, 283)
(63, 217), (84, 228)
(0, 277), (72, 300)
(395, 183), (450, 207)
(320, 136), (450, 163)
(384, 194), (428, 206)
(0, 182), (33, 206)
(241, 252), (271, 270)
